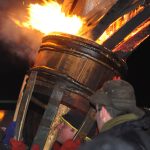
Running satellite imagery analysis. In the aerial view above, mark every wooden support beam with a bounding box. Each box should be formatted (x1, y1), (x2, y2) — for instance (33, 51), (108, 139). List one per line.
(32, 82), (66, 150)
(80, 0), (145, 40)
(83, 0), (117, 26)
(113, 25), (150, 59)
(103, 6), (150, 50)
(14, 71), (37, 140)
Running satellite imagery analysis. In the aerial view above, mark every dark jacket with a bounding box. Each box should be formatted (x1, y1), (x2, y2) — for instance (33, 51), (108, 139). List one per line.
(79, 113), (150, 150)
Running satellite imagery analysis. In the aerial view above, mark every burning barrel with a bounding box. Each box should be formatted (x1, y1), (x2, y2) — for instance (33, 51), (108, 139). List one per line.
(33, 32), (127, 111)
(14, 32), (127, 148)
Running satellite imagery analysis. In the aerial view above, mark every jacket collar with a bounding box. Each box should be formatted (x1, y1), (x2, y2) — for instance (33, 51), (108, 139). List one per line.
(100, 113), (138, 133)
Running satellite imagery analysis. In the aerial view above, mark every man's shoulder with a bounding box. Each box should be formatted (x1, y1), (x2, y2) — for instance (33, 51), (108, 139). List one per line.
(98, 118), (150, 149)
(79, 135), (135, 150)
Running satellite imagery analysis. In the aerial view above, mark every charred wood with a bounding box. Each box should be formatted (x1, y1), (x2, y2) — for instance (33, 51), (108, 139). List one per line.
(113, 25), (150, 58)
(102, 6), (150, 50)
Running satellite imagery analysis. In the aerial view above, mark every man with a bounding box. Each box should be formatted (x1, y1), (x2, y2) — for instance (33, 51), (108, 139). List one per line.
(53, 109), (97, 150)
(79, 80), (150, 150)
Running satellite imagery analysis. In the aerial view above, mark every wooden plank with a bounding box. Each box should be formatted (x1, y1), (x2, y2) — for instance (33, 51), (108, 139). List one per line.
(80, 0), (145, 40)
(103, 6), (150, 50)
(81, 0), (117, 25)
(32, 82), (65, 149)
(14, 71), (37, 140)
(113, 26), (150, 60)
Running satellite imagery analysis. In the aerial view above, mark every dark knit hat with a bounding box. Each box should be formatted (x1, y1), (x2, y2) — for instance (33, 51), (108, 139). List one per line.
(61, 109), (97, 140)
(90, 80), (144, 117)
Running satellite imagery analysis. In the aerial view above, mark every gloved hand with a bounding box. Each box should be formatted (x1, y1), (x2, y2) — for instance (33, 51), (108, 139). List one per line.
(31, 144), (40, 150)
(60, 139), (81, 150)
(10, 138), (26, 150)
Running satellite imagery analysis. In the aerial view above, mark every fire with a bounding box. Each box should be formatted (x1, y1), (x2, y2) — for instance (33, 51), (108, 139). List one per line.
(0, 110), (5, 121)
(96, 6), (144, 44)
(113, 20), (150, 52)
(13, 1), (83, 35)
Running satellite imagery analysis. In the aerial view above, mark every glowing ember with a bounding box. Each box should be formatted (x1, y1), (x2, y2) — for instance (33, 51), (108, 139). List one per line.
(113, 20), (150, 52)
(13, 1), (83, 35)
(97, 6), (144, 44)
(0, 110), (5, 121)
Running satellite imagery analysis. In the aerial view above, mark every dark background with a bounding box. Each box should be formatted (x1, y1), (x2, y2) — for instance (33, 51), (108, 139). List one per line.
(126, 37), (150, 108)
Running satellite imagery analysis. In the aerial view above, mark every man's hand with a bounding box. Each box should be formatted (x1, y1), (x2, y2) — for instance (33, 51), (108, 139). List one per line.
(60, 138), (81, 150)
(10, 138), (26, 150)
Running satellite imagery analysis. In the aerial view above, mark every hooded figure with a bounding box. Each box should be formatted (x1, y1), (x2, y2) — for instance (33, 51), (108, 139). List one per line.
(79, 80), (150, 150)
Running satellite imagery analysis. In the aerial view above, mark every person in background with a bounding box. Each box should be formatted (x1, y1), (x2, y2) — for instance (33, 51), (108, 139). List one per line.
(0, 127), (7, 150)
(53, 109), (97, 150)
(79, 79), (150, 150)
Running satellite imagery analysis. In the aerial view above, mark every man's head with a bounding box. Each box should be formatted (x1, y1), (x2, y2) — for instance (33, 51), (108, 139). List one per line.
(56, 119), (76, 144)
(56, 109), (97, 144)
(90, 80), (145, 130)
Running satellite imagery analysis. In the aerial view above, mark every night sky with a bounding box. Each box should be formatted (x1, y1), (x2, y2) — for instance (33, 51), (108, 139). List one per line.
(0, 1), (149, 109)
(126, 37), (150, 108)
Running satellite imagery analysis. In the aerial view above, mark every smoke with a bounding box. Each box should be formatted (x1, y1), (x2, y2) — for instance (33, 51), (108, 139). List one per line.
(0, 0), (21, 11)
(0, 0), (43, 65)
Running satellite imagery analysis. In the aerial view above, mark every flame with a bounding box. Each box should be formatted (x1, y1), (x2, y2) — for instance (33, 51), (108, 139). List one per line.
(0, 110), (5, 121)
(112, 20), (150, 52)
(13, 1), (83, 35)
(96, 6), (144, 44)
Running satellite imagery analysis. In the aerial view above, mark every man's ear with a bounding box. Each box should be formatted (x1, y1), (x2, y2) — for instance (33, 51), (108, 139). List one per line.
(100, 106), (105, 119)
(100, 106), (106, 120)
(101, 106), (112, 122)
(101, 106), (107, 116)
(100, 106), (109, 122)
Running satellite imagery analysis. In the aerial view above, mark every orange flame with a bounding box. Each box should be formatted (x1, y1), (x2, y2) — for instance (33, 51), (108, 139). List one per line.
(97, 6), (144, 44)
(0, 110), (5, 121)
(12, 1), (83, 35)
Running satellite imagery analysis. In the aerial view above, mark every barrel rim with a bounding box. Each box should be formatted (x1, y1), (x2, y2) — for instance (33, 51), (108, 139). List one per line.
(41, 33), (127, 76)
